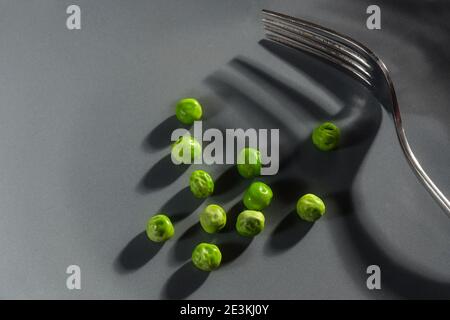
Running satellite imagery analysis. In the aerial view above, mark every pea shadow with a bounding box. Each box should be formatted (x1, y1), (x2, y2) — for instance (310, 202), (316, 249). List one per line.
(213, 166), (248, 202)
(142, 115), (182, 151)
(163, 222), (253, 299)
(265, 179), (347, 255)
(222, 200), (245, 233)
(170, 209), (253, 266)
(169, 223), (210, 264)
(219, 236), (253, 265)
(137, 154), (189, 193)
(161, 261), (209, 300)
(161, 186), (204, 223)
(270, 178), (305, 206)
(265, 210), (314, 255)
(114, 231), (163, 273)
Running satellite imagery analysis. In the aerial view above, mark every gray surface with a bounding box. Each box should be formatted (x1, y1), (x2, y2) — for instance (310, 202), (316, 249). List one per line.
(0, 0), (449, 299)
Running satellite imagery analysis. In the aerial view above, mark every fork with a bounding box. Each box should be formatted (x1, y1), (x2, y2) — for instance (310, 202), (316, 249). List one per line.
(261, 9), (450, 216)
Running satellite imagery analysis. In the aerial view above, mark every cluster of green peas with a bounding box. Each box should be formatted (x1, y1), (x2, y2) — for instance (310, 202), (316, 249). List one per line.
(146, 98), (341, 272)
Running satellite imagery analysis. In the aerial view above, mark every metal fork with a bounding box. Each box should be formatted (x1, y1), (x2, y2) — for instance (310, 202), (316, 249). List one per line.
(261, 9), (450, 216)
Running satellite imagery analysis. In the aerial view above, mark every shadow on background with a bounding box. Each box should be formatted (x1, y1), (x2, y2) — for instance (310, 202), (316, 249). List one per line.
(160, 186), (204, 222)
(205, 71), (294, 138)
(265, 210), (314, 255)
(269, 178), (305, 205)
(206, 52), (381, 194)
(339, 197), (450, 299)
(222, 200), (245, 233)
(127, 25), (450, 298)
(162, 261), (209, 299)
(258, 40), (382, 145)
(259, 37), (450, 298)
(170, 223), (209, 264)
(115, 231), (162, 273)
(137, 154), (188, 192)
(229, 57), (332, 121)
(219, 236), (253, 265)
(259, 39), (364, 102)
(348, 0), (450, 81)
(142, 115), (181, 151)
(203, 47), (383, 266)
(170, 210), (254, 266)
(213, 166), (248, 202)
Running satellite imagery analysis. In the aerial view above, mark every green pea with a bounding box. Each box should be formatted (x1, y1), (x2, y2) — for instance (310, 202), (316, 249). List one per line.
(312, 122), (341, 151)
(243, 181), (273, 211)
(296, 194), (326, 222)
(146, 214), (174, 242)
(192, 243), (222, 271)
(199, 204), (227, 233)
(176, 98), (203, 125)
(171, 135), (202, 164)
(190, 170), (214, 198)
(236, 148), (261, 178)
(236, 210), (265, 237)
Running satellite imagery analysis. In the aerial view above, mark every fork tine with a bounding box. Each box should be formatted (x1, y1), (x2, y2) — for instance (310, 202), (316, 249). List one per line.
(262, 10), (373, 86)
(263, 18), (372, 73)
(262, 9), (373, 62)
(263, 22), (372, 80)
(265, 31), (372, 86)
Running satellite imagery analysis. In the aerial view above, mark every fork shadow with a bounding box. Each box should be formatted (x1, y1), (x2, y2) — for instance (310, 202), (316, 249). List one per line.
(229, 57), (331, 121)
(336, 194), (450, 299)
(259, 39), (368, 103)
(206, 55), (381, 184)
(259, 38), (450, 298)
(230, 52), (381, 149)
(204, 48), (383, 266)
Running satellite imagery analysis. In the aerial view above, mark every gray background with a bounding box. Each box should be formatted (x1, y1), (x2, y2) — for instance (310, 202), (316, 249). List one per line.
(0, 0), (449, 299)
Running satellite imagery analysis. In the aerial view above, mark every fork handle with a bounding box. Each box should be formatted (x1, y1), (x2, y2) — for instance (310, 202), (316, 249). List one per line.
(377, 57), (450, 216)
(393, 110), (450, 215)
